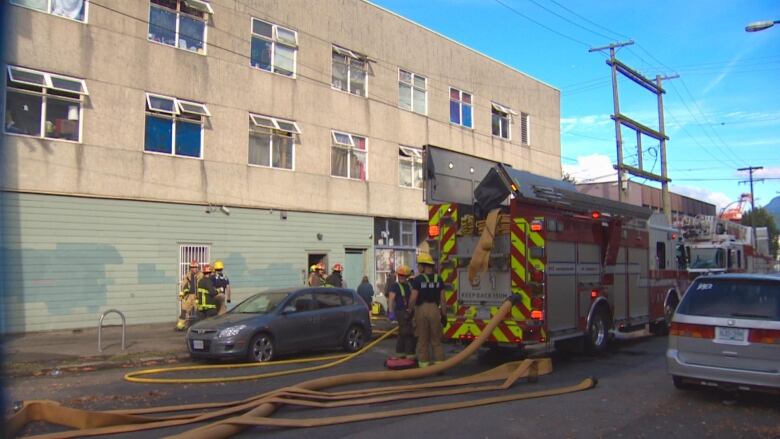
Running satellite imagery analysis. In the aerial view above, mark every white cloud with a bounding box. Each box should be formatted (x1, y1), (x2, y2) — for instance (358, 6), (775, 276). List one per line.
(756, 166), (780, 178)
(670, 185), (733, 212)
(562, 154), (616, 183)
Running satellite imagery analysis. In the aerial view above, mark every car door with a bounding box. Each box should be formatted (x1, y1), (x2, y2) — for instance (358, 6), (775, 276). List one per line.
(314, 289), (349, 347)
(274, 291), (320, 353)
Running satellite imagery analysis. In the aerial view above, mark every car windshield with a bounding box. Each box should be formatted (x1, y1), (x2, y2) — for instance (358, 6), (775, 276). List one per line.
(677, 278), (780, 320)
(231, 291), (291, 314)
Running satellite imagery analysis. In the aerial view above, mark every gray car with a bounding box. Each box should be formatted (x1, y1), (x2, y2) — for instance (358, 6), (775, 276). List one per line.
(666, 273), (780, 393)
(187, 287), (372, 362)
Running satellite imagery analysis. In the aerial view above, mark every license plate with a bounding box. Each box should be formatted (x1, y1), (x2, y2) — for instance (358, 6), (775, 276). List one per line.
(192, 340), (204, 350)
(715, 327), (747, 344)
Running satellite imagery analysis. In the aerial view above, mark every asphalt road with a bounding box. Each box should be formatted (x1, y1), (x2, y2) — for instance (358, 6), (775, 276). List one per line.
(6, 335), (779, 438)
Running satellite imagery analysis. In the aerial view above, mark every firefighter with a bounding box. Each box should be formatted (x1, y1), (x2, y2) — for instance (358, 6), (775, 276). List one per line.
(387, 264), (416, 359)
(197, 264), (218, 319)
(325, 263), (346, 287)
(308, 264), (324, 286)
(176, 260), (202, 331)
(407, 253), (446, 367)
(212, 260), (232, 315)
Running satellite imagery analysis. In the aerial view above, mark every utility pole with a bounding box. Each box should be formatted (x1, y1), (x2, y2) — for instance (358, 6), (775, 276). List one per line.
(738, 166), (763, 246)
(590, 41), (673, 220)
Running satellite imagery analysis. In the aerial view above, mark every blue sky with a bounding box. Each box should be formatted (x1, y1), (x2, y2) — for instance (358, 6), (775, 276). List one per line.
(372, 0), (780, 213)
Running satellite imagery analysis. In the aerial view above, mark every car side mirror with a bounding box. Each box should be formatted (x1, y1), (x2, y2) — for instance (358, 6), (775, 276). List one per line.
(282, 305), (296, 314)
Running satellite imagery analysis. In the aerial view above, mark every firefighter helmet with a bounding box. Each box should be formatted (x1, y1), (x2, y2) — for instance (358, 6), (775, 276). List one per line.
(417, 253), (435, 265)
(310, 264), (319, 273)
(396, 265), (412, 277)
(189, 259), (199, 268)
(317, 263), (325, 271)
(213, 260), (224, 270)
(332, 263), (343, 272)
(202, 264), (213, 274)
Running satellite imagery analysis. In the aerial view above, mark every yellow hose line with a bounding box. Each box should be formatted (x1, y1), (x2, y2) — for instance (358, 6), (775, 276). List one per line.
(123, 327), (398, 384)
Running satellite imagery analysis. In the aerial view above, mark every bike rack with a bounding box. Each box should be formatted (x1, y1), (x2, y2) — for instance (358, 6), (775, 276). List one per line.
(98, 309), (126, 353)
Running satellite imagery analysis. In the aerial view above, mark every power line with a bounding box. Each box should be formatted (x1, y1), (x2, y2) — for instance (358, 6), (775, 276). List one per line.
(523, 0), (615, 41)
(547, 0), (630, 40)
(492, 0), (593, 48)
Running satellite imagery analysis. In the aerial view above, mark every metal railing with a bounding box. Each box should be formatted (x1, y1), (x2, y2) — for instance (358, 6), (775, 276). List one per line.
(98, 309), (126, 353)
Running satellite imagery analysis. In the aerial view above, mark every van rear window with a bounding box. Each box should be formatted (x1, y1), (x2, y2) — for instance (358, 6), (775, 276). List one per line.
(677, 278), (780, 320)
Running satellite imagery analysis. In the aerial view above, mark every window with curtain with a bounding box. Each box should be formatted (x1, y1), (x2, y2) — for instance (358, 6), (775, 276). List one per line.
(144, 93), (209, 158)
(11, 0), (87, 21)
(148, 0), (211, 54)
(248, 114), (300, 170)
(331, 131), (367, 181)
(4, 65), (88, 141)
(250, 18), (297, 76)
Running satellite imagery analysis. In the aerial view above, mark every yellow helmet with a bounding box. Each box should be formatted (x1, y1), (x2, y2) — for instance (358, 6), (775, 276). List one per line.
(417, 253), (435, 266)
(310, 264), (319, 273)
(396, 265), (412, 277)
(213, 260), (224, 270)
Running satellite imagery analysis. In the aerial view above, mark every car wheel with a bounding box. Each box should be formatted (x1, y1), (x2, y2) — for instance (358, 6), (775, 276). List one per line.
(585, 307), (610, 355)
(247, 333), (274, 362)
(672, 375), (692, 390)
(343, 325), (366, 353)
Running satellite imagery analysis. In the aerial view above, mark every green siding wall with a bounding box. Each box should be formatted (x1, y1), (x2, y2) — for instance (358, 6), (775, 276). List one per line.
(0, 192), (374, 333)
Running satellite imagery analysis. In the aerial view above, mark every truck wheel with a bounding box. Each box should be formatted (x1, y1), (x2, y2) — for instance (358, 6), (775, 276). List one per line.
(585, 308), (610, 355)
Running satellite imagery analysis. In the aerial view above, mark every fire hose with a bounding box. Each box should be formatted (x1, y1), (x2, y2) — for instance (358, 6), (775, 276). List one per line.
(6, 297), (597, 438)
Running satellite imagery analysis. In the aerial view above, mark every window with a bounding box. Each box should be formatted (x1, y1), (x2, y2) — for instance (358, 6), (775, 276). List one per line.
(179, 244), (210, 281)
(491, 102), (515, 140)
(4, 65), (88, 141)
(399, 146), (423, 189)
(656, 242), (667, 269)
(331, 131), (367, 180)
(520, 112), (530, 145)
(10, 0), (87, 21)
(315, 291), (342, 309)
(249, 114), (299, 170)
(250, 18), (297, 77)
(148, 0), (211, 54)
(332, 46), (368, 96)
(449, 87), (472, 128)
(398, 69), (426, 114)
(144, 93), (209, 158)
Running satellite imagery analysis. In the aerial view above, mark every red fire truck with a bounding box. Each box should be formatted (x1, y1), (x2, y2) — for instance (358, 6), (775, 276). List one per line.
(423, 145), (689, 352)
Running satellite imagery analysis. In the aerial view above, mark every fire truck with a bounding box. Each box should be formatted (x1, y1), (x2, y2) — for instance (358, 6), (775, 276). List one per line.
(678, 214), (774, 277)
(423, 145), (689, 352)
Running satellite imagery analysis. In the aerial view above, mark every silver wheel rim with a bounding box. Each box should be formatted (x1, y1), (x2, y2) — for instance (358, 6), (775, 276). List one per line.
(347, 327), (364, 351)
(252, 336), (273, 362)
(591, 317), (605, 347)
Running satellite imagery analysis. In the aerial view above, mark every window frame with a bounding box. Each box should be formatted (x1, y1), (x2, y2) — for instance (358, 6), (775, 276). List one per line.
(4, 65), (88, 143)
(331, 45), (369, 97)
(491, 102), (515, 140)
(398, 69), (427, 115)
(398, 145), (423, 189)
(248, 113), (299, 171)
(330, 130), (368, 181)
(449, 87), (473, 129)
(143, 92), (208, 159)
(148, 0), (209, 54)
(250, 17), (298, 77)
(10, 0), (89, 22)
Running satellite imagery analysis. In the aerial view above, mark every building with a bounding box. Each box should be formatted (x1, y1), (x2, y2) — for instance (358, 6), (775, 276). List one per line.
(576, 181), (716, 222)
(1, 0), (561, 332)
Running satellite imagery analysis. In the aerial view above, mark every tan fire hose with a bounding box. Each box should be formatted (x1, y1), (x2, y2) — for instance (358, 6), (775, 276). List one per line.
(7, 297), (596, 438)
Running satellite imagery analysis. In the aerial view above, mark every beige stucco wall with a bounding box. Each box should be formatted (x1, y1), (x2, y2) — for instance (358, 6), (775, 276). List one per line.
(2, 0), (561, 221)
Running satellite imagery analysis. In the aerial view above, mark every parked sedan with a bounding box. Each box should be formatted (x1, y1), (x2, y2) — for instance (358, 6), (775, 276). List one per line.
(667, 273), (780, 393)
(187, 287), (372, 362)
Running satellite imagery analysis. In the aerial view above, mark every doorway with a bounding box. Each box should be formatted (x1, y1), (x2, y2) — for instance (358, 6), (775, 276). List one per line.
(344, 248), (366, 289)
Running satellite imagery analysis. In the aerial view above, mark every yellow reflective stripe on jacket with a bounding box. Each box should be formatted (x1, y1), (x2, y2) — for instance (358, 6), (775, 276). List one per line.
(198, 288), (216, 309)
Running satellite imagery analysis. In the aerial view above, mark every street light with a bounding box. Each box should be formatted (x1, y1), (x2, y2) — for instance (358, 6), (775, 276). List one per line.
(745, 20), (780, 32)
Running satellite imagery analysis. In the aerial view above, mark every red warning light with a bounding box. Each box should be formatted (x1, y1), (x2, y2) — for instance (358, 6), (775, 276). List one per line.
(530, 221), (543, 232)
(428, 225), (440, 238)
(591, 211), (601, 219)
(591, 289), (599, 298)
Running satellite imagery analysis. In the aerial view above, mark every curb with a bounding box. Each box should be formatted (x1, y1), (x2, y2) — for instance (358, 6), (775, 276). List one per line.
(4, 352), (191, 379)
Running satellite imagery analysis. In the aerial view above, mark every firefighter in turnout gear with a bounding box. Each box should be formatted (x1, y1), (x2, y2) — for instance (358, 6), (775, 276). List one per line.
(408, 253), (446, 367)
(308, 264), (325, 287)
(176, 260), (202, 331)
(325, 263), (345, 287)
(197, 264), (218, 319)
(388, 264), (416, 359)
(211, 260), (231, 315)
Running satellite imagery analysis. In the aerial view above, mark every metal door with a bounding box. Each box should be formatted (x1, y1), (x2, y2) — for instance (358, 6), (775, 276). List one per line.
(344, 249), (365, 289)
(546, 241), (577, 332)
